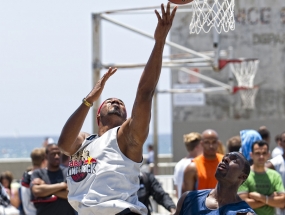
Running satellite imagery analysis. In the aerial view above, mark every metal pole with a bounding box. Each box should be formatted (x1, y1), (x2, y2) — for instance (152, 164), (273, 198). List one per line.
(102, 62), (212, 69)
(101, 14), (212, 61)
(103, 4), (193, 14)
(157, 87), (228, 94)
(228, 46), (234, 118)
(180, 68), (232, 90)
(92, 14), (102, 134)
(213, 4), (220, 71)
(153, 89), (158, 175)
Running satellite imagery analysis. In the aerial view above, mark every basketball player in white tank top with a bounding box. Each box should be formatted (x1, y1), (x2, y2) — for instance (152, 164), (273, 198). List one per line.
(58, 3), (177, 215)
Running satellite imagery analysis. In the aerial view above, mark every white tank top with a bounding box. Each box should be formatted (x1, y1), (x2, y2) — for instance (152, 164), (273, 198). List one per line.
(66, 126), (147, 215)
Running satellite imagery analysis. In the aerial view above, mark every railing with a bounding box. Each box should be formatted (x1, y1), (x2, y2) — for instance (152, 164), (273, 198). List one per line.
(150, 175), (178, 215)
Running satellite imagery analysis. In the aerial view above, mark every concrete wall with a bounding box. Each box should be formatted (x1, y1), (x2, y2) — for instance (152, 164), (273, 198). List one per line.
(170, 0), (285, 161)
(0, 158), (32, 180)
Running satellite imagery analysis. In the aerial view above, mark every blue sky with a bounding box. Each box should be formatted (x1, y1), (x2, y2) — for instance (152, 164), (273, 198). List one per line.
(0, 0), (173, 137)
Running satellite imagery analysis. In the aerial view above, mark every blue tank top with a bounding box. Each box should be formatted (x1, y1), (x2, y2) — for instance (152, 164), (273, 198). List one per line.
(180, 189), (255, 215)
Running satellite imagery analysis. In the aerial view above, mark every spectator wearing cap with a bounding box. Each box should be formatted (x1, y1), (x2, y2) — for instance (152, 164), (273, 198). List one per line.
(240, 130), (262, 165)
(173, 132), (202, 198)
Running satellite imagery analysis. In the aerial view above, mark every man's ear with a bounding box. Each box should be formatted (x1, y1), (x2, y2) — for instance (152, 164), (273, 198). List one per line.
(97, 114), (100, 125)
(250, 152), (253, 159)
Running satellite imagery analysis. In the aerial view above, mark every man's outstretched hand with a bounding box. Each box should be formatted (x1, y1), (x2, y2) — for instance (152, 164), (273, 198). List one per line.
(85, 67), (117, 103)
(154, 2), (177, 42)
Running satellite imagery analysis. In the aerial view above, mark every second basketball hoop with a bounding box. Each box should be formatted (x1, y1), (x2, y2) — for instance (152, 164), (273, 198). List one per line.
(230, 59), (260, 109)
(189, 0), (235, 34)
(230, 59), (259, 88)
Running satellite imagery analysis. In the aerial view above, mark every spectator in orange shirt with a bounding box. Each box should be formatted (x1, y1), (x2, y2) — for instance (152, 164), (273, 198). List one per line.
(182, 129), (223, 193)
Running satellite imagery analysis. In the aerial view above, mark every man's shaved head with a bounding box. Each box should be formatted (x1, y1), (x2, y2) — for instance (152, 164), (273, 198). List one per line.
(202, 129), (218, 139)
(200, 129), (219, 157)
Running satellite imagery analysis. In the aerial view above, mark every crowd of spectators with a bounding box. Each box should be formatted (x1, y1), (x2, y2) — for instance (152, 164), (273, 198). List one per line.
(1, 125), (285, 215)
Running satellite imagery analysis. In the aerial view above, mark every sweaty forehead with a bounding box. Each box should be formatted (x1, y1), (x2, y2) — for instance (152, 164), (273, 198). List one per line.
(105, 98), (124, 104)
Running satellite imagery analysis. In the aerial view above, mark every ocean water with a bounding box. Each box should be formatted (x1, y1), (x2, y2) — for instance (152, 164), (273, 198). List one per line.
(0, 134), (172, 159)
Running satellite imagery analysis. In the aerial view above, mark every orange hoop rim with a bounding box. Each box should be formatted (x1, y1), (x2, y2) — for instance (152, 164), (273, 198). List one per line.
(219, 58), (259, 70)
(232, 86), (259, 94)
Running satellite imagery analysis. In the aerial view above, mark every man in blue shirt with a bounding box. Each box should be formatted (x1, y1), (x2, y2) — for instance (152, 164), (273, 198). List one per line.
(174, 152), (255, 215)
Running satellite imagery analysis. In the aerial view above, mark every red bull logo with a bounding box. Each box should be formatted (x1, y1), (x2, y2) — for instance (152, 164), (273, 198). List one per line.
(67, 149), (97, 182)
(84, 157), (97, 165)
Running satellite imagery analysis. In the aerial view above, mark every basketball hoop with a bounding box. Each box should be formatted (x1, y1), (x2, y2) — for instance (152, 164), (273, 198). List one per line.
(221, 58), (260, 109)
(233, 86), (259, 110)
(189, 0), (235, 34)
(229, 59), (259, 87)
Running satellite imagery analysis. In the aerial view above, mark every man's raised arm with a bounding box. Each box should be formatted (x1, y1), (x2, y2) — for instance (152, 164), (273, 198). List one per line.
(119, 3), (177, 159)
(58, 68), (117, 156)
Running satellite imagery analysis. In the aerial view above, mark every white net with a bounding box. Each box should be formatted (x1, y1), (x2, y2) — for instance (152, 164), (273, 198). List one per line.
(239, 87), (259, 109)
(189, 0), (235, 34)
(230, 60), (259, 87)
